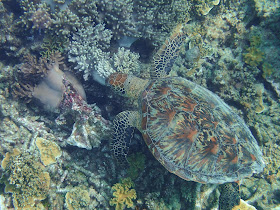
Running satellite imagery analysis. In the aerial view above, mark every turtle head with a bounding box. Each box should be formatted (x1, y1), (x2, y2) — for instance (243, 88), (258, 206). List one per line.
(107, 73), (148, 99)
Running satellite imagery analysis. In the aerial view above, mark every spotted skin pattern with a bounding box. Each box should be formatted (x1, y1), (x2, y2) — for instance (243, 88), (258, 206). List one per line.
(141, 77), (264, 184)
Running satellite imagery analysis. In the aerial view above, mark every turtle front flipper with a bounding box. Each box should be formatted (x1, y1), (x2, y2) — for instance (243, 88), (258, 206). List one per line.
(152, 24), (187, 79)
(219, 182), (240, 210)
(111, 111), (140, 165)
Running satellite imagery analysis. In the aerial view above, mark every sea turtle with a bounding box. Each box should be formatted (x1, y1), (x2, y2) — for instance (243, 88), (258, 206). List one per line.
(107, 25), (265, 185)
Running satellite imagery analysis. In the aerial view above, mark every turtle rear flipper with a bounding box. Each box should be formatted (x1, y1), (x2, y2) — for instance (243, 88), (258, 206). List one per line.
(111, 111), (140, 165)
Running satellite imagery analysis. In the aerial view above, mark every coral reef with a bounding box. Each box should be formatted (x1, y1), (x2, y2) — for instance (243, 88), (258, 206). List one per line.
(110, 177), (137, 210)
(0, 0), (279, 209)
(31, 8), (53, 30)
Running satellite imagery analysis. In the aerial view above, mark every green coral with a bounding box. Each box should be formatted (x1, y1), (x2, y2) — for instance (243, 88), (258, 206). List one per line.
(40, 35), (69, 58)
(0, 148), (50, 209)
(110, 178), (137, 210)
(243, 47), (264, 67)
(262, 62), (274, 78)
(250, 35), (262, 47)
(127, 152), (146, 179)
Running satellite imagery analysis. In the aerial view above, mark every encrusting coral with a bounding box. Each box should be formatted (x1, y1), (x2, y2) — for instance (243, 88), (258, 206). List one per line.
(35, 137), (62, 166)
(110, 177), (137, 210)
(65, 187), (90, 210)
(1, 148), (50, 209)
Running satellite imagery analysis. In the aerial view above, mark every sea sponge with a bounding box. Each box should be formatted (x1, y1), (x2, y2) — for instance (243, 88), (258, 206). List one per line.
(35, 137), (62, 166)
(110, 178), (137, 210)
(65, 187), (90, 210)
(1, 149), (50, 209)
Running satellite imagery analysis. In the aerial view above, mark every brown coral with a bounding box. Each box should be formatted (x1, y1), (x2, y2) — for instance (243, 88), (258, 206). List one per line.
(12, 52), (67, 102)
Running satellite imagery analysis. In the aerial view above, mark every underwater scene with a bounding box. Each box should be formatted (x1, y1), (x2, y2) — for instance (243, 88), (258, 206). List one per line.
(0, 0), (279, 209)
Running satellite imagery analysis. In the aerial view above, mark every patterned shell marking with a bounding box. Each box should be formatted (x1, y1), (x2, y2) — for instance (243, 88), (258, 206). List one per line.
(140, 77), (265, 184)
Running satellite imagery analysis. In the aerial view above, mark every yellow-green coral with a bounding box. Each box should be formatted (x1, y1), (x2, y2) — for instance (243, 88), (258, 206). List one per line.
(110, 178), (137, 210)
(65, 187), (90, 210)
(35, 137), (62, 166)
(193, 0), (220, 16)
(1, 149), (50, 209)
(243, 34), (265, 67)
(127, 152), (146, 179)
(243, 47), (264, 67)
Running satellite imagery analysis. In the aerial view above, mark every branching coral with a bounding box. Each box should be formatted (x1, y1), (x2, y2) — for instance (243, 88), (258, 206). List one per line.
(110, 178), (137, 210)
(1, 148), (50, 209)
(96, 47), (141, 79)
(68, 24), (113, 80)
(31, 8), (53, 30)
